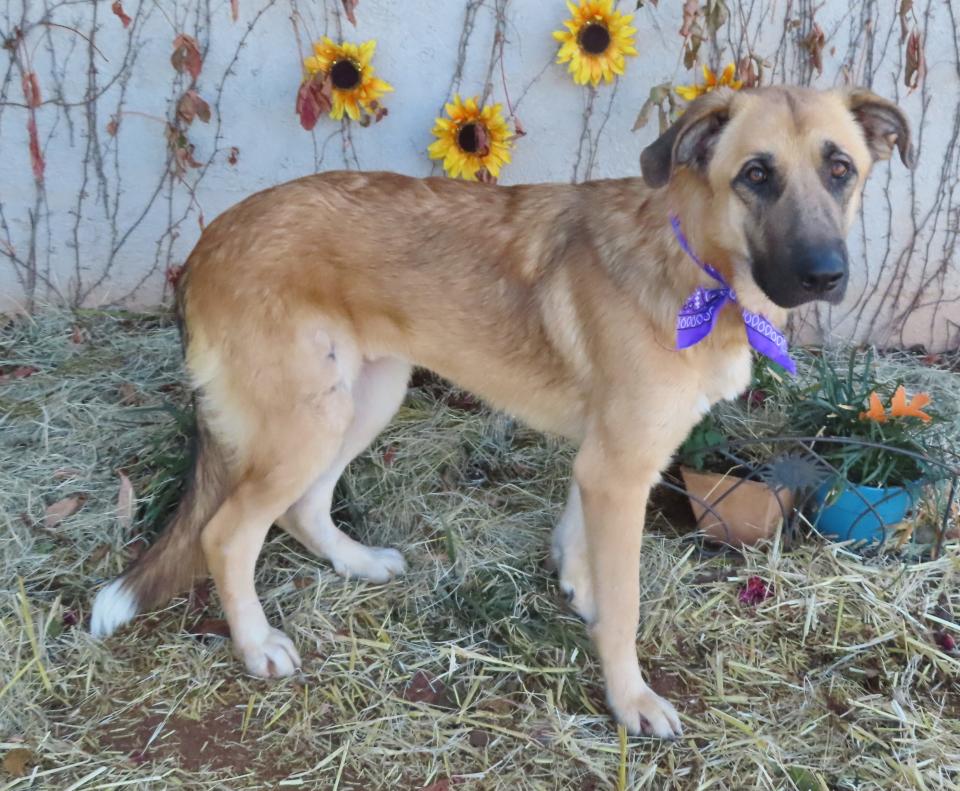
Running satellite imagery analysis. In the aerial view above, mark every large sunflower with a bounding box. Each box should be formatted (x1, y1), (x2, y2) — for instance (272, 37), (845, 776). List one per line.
(428, 95), (513, 181)
(553, 0), (638, 87)
(675, 63), (743, 101)
(303, 37), (392, 121)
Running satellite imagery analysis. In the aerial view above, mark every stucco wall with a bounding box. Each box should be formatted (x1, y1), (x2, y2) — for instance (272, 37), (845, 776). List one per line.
(1, 0), (958, 349)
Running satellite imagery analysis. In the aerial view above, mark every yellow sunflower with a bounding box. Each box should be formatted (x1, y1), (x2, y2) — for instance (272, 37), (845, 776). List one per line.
(303, 37), (392, 121)
(553, 0), (638, 87)
(675, 63), (743, 101)
(428, 95), (513, 181)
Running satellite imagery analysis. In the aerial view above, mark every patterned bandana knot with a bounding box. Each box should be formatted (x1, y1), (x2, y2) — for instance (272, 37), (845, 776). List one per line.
(671, 215), (796, 375)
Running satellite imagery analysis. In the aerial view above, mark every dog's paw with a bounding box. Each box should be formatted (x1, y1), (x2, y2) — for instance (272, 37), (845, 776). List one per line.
(331, 543), (406, 584)
(608, 684), (683, 739)
(235, 627), (301, 678)
(558, 551), (596, 623)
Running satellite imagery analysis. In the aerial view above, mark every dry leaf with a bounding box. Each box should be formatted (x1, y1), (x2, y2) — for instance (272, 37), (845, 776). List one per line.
(177, 89), (211, 124)
(513, 116), (526, 137)
(171, 34), (203, 82)
(296, 72), (334, 131)
(905, 29), (925, 90)
(44, 495), (85, 529)
(0, 365), (39, 383)
(116, 472), (135, 531)
(738, 54), (761, 88)
(3, 748), (33, 778)
(342, 0), (359, 26)
(898, 0), (913, 43)
(632, 82), (671, 132)
(165, 264), (184, 290)
(802, 23), (826, 75)
(421, 781), (450, 791)
(21, 71), (41, 108)
(112, 1), (132, 28)
(227, 146), (240, 165)
(27, 115), (44, 183)
(189, 618), (231, 638)
(106, 116), (119, 136)
(402, 670), (445, 704)
(231, 0), (239, 22)
(680, 0), (699, 37)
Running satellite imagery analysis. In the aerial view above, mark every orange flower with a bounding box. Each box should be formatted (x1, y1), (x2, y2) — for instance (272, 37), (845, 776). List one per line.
(859, 392), (887, 423)
(889, 385), (932, 422)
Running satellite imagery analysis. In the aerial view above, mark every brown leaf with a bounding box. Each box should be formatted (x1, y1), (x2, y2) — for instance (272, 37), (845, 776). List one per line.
(0, 365), (39, 383)
(680, 0), (699, 37)
(227, 146), (240, 165)
(21, 71), (41, 108)
(402, 670), (445, 704)
(177, 89), (211, 125)
(3, 748), (34, 778)
(632, 82), (671, 132)
(111, 1), (132, 28)
(70, 325), (89, 344)
(189, 618), (231, 638)
(117, 382), (142, 405)
(106, 116), (120, 136)
(231, 0), (239, 22)
(512, 116), (526, 137)
(802, 23), (826, 75)
(165, 264), (184, 290)
(898, 0), (913, 43)
(27, 115), (44, 183)
(44, 495), (85, 529)
(738, 54), (760, 89)
(296, 72), (334, 131)
(468, 729), (490, 747)
(171, 34), (202, 82)
(89, 544), (110, 565)
(342, 0), (359, 26)
(116, 472), (135, 531)
(905, 29), (925, 90)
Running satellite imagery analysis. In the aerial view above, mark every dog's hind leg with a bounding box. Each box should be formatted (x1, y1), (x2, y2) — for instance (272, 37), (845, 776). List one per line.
(276, 356), (411, 583)
(198, 327), (360, 678)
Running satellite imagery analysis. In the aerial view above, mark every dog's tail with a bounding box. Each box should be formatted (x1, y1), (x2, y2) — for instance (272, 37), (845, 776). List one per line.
(90, 416), (228, 637)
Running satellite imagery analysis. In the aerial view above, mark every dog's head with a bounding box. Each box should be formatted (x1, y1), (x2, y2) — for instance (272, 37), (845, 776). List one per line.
(641, 86), (914, 310)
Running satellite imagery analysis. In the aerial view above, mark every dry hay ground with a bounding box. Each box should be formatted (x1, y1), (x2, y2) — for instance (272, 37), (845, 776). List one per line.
(2, 311), (960, 791)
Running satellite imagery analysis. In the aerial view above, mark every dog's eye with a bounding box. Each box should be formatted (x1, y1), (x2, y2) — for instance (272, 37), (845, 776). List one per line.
(744, 164), (768, 185)
(830, 159), (851, 180)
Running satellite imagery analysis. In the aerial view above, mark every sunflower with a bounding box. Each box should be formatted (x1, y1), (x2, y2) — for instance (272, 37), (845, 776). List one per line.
(675, 63), (743, 101)
(428, 95), (513, 181)
(303, 37), (392, 121)
(553, 0), (638, 87)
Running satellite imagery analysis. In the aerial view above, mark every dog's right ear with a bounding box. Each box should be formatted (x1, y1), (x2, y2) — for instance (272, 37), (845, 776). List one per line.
(640, 89), (734, 189)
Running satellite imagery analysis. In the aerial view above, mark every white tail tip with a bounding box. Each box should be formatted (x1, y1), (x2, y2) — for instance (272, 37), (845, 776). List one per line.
(90, 578), (138, 638)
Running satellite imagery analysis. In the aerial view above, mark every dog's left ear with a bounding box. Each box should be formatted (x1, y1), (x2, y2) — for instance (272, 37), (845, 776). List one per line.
(640, 89), (734, 188)
(847, 89), (916, 168)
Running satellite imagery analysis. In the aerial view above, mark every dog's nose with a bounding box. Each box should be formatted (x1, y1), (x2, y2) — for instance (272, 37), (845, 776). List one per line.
(798, 246), (847, 295)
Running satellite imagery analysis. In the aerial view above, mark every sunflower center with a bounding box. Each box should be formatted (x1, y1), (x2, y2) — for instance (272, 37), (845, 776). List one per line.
(457, 122), (480, 153)
(330, 59), (361, 90)
(578, 22), (611, 55)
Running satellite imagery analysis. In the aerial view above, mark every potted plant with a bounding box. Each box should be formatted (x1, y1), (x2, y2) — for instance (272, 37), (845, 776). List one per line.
(677, 406), (794, 548)
(777, 350), (940, 544)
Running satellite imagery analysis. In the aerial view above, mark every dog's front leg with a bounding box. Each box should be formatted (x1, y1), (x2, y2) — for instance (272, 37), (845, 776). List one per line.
(574, 438), (683, 739)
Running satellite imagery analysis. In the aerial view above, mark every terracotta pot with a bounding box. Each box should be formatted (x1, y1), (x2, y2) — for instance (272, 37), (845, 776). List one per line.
(680, 467), (794, 547)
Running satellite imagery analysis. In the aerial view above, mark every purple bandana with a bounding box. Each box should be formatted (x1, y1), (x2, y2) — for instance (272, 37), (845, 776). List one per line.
(671, 215), (796, 375)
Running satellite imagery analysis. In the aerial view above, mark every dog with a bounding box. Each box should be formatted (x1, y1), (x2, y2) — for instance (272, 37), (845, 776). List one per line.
(91, 86), (912, 738)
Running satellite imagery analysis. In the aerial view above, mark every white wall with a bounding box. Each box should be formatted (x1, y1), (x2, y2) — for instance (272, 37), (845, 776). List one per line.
(1, 0), (958, 349)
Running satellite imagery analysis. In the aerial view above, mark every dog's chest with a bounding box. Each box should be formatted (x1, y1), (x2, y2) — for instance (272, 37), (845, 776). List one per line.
(695, 345), (753, 415)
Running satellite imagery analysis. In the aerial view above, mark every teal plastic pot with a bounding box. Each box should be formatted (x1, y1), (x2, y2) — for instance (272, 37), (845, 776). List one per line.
(813, 480), (914, 543)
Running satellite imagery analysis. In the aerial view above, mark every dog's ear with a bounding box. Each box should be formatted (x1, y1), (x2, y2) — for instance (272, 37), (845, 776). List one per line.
(640, 89), (734, 189)
(847, 89), (915, 168)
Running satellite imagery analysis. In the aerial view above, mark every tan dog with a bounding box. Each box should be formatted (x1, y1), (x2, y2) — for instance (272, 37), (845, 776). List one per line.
(91, 87), (912, 738)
